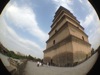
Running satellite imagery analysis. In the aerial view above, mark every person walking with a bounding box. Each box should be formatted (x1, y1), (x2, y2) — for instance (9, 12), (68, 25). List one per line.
(37, 61), (39, 67)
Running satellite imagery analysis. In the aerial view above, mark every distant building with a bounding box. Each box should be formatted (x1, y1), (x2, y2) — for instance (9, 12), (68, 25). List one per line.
(43, 6), (91, 66)
(17, 52), (25, 56)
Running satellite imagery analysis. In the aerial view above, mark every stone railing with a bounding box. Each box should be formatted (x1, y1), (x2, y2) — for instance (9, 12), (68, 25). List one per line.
(16, 59), (27, 75)
(8, 58), (28, 75)
(8, 58), (19, 67)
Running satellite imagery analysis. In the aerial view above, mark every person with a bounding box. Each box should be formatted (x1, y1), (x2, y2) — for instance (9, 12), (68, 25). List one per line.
(41, 59), (44, 66)
(39, 62), (41, 66)
(37, 61), (39, 67)
(47, 62), (49, 66)
(41, 62), (43, 66)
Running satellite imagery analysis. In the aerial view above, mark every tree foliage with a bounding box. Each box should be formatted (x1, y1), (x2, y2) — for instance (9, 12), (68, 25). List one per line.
(0, 43), (42, 61)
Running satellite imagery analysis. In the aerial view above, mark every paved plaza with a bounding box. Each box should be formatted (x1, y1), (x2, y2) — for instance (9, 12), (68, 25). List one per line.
(24, 52), (98, 75)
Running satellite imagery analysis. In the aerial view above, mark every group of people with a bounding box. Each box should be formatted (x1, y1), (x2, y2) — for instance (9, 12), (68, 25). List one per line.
(37, 61), (43, 67)
(37, 61), (51, 67)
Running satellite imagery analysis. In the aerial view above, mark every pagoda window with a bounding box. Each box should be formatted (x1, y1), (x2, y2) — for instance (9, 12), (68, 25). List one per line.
(82, 36), (84, 41)
(55, 30), (57, 33)
(53, 40), (55, 45)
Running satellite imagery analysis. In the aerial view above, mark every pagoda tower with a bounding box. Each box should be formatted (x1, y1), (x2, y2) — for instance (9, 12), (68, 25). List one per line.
(43, 6), (91, 66)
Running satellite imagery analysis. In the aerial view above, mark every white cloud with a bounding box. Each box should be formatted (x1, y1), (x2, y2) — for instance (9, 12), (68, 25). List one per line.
(51, 0), (73, 13)
(77, 0), (100, 50)
(0, 17), (43, 58)
(80, 11), (95, 28)
(52, 0), (100, 50)
(79, 0), (98, 28)
(79, 0), (83, 3)
(3, 1), (48, 42)
(0, 0), (99, 58)
(89, 28), (100, 50)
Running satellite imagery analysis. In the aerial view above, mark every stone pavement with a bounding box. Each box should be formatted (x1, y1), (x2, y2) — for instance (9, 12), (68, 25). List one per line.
(24, 52), (98, 75)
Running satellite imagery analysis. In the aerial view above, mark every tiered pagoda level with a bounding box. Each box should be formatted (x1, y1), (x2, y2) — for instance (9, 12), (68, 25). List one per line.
(43, 6), (91, 67)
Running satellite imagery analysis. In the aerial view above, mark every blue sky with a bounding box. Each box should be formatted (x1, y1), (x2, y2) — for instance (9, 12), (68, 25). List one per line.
(0, 0), (100, 59)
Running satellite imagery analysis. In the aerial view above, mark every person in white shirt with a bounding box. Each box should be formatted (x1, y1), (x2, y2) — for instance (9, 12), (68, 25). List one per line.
(37, 61), (39, 67)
